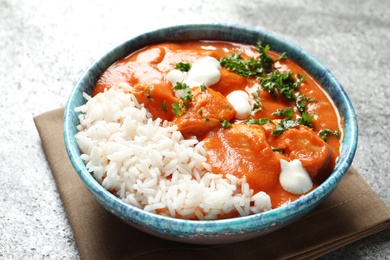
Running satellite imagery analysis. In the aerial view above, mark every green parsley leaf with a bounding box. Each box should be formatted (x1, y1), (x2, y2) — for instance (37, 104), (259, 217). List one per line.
(180, 87), (193, 104)
(161, 100), (168, 113)
(252, 101), (262, 112)
(245, 117), (274, 125)
(220, 119), (233, 129)
(219, 53), (259, 77)
(173, 81), (189, 90)
(175, 62), (191, 72)
(319, 129), (340, 141)
(297, 73), (307, 83)
(200, 84), (207, 91)
(252, 91), (259, 99)
(272, 148), (285, 153)
(173, 81), (193, 108)
(295, 93), (316, 113)
(171, 101), (182, 116)
(297, 112), (314, 128)
(272, 119), (300, 136)
(271, 112), (314, 136)
(260, 70), (301, 100)
(255, 41), (275, 73)
(272, 107), (294, 119)
(219, 40), (277, 78)
(251, 91), (263, 112)
(278, 52), (288, 60)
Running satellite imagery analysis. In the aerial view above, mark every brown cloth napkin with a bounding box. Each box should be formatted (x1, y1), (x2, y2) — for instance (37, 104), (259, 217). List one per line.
(34, 108), (390, 260)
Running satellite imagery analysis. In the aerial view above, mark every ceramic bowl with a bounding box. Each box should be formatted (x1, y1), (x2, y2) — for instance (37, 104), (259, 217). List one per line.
(64, 24), (358, 244)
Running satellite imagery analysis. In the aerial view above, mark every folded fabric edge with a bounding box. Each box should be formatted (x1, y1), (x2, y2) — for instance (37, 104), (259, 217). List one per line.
(293, 221), (390, 260)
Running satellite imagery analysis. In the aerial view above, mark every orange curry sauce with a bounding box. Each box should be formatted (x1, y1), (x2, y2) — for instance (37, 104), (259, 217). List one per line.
(93, 41), (342, 209)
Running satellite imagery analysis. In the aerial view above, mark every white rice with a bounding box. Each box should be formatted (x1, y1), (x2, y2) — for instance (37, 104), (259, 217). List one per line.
(75, 88), (271, 220)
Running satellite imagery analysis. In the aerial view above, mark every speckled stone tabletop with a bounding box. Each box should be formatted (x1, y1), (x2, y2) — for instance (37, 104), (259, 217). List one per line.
(1, 0), (389, 259)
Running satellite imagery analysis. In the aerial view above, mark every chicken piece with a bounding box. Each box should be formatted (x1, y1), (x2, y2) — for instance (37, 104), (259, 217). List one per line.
(204, 123), (281, 193)
(273, 125), (335, 181)
(173, 86), (236, 139)
(210, 67), (252, 95)
(131, 82), (177, 121)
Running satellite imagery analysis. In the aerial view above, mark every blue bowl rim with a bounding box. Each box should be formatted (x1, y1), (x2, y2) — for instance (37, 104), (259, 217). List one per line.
(64, 23), (358, 236)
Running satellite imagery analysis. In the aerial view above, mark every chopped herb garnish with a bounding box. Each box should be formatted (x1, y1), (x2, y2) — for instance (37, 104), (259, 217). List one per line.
(200, 84), (207, 91)
(175, 62), (191, 72)
(278, 52), (288, 60)
(219, 53), (258, 77)
(198, 109), (203, 115)
(219, 40), (276, 78)
(272, 107), (294, 119)
(245, 117), (274, 125)
(252, 101), (262, 111)
(220, 119), (232, 128)
(297, 112), (314, 128)
(180, 87), (193, 105)
(173, 81), (193, 108)
(272, 119), (300, 136)
(296, 74), (307, 83)
(272, 148), (285, 153)
(173, 81), (189, 90)
(161, 100), (168, 113)
(260, 71), (302, 100)
(255, 41), (275, 74)
(146, 92), (152, 100)
(251, 91), (263, 112)
(171, 101), (182, 116)
(295, 93), (316, 113)
(319, 129), (340, 141)
(271, 112), (314, 136)
(205, 117), (210, 122)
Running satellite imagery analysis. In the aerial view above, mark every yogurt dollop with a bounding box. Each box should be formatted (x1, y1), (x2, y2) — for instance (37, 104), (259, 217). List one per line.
(167, 56), (221, 99)
(279, 159), (313, 195)
(226, 90), (252, 120)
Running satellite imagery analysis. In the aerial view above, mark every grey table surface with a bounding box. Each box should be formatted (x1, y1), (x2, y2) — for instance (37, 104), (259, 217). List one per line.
(1, 0), (389, 259)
